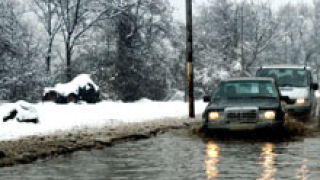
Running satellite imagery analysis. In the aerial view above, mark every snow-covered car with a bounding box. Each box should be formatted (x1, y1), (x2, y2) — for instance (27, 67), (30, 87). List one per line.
(256, 65), (318, 121)
(202, 78), (289, 131)
(42, 74), (100, 104)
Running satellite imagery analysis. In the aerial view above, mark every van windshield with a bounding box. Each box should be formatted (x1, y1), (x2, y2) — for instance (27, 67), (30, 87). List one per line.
(256, 69), (309, 87)
(213, 81), (278, 101)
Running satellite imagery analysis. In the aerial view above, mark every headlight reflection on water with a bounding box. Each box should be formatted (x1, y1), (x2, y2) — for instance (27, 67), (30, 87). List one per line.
(258, 143), (277, 180)
(205, 141), (220, 180)
(296, 158), (310, 180)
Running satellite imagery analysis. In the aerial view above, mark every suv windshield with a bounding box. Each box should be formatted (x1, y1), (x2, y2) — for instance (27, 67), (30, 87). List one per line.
(213, 81), (278, 101)
(256, 68), (309, 87)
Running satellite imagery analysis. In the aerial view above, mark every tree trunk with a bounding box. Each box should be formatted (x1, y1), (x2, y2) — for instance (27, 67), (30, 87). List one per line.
(66, 40), (72, 81)
(46, 41), (53, 73)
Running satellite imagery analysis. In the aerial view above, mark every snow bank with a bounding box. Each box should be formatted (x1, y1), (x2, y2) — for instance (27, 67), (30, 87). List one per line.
(0, 100), (207, 141)
(165, 90), (185, 101)
(2, 101), (38, 123)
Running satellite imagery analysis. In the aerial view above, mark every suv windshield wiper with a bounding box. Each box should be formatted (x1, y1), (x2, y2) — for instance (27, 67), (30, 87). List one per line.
(279, 83), (307, 87)
(225, 96), (246, 100)
(249, 96), (276, 99)
(279, 83), (294, 87)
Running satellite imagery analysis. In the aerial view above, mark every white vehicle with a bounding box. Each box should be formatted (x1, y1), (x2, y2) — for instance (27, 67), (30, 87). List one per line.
(256, 65), (319, 121)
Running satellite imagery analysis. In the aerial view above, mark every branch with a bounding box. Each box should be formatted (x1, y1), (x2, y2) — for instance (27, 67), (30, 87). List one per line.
(70, 3), (134, 49)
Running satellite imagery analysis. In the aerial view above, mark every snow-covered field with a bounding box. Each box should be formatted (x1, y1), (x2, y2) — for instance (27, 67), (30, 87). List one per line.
(0, 99), (207, 141)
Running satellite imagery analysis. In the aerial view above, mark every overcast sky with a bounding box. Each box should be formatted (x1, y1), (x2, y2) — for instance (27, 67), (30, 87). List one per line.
(170, 0), (314, 23)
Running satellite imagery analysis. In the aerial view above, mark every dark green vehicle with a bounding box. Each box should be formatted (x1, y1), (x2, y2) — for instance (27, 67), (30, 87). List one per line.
(202, 78), (289, 131)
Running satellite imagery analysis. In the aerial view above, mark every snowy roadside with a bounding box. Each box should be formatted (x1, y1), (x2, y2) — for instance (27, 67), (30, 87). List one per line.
(0, 99), (207, 141)
(0, 100), (207, 167)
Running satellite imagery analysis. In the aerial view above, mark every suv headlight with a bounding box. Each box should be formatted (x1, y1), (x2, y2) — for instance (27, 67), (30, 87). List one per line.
(296, 98), (306, 105)
(263, 111), (276, 120)
(208, 111), (220, 120)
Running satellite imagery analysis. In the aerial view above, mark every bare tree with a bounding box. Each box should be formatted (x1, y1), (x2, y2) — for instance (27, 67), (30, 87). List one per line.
(54, 0), (132, 81)
(32, 0), (62, 73)
(240, 3), (279, 75)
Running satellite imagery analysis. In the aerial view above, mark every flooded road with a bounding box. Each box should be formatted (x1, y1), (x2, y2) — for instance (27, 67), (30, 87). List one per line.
(0, 131), (320, 180)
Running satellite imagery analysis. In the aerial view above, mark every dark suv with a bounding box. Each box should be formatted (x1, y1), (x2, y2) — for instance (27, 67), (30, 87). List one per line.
(202, 78), (289, 131)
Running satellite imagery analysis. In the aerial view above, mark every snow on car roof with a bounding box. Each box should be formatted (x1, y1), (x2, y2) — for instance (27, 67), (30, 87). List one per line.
(43, 74), (99, 96)
(259, 64), (312, 70)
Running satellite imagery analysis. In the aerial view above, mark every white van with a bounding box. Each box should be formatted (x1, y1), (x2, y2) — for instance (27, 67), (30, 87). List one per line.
(256, 65), (319, 121)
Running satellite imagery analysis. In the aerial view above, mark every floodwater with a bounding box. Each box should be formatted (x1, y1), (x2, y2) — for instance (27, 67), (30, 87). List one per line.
(1, 131), (320, 180)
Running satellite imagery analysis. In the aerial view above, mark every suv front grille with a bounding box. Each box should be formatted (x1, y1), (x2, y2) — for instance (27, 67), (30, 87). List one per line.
(226, 110), (257, 123)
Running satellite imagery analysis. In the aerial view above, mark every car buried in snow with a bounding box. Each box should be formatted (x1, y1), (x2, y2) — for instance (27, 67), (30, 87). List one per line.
(202, 78), (289, 131)
(42, 74), (100, 104)
(256, 65), (319, 122)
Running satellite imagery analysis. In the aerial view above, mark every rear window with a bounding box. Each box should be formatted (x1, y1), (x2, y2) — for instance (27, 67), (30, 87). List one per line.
(213, 81), (278, 100)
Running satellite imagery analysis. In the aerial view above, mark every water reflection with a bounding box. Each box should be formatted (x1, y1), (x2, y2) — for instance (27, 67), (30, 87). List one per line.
(0, 133), (319, 180)
(259, 143), (277, 180)
(296, 158), (309, 180)
(205, 141), (220, 180)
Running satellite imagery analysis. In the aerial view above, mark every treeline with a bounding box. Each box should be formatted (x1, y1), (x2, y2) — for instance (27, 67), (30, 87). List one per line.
(194, 0), (320, 95)
(0, 0), (320, 102)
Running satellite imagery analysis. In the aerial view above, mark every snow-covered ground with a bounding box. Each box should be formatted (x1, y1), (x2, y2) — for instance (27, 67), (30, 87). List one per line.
(0, 99), (207, 141)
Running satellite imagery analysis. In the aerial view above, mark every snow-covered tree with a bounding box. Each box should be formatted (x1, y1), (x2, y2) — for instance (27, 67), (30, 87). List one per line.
(32, 0), (62, 73)
(0, 0), (46, 101)
(72, 0), (173, 101)
(53, 0), (133, 81)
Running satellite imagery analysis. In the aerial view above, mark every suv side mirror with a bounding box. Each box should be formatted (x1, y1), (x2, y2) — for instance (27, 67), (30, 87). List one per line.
(312, 83), (319, 90)
(280, 96), (290, 103)
(203, 96), (210, 102)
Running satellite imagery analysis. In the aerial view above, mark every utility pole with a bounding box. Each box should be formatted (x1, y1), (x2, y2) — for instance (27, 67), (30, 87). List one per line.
(186, 0), (195, 118)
